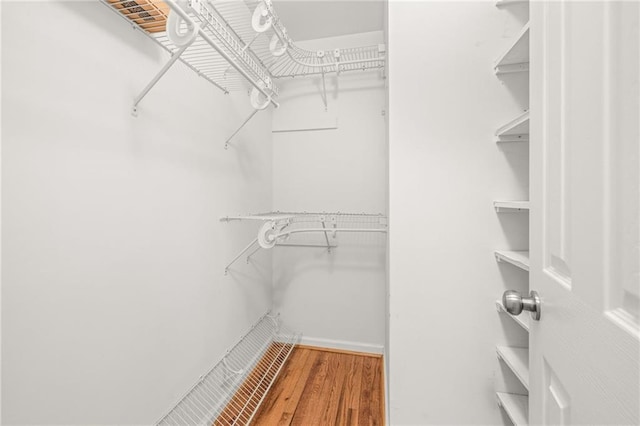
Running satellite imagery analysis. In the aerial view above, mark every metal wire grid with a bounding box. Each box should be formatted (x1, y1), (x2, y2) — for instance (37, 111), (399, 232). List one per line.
(220, 212), (387, 272)
(221, 211), (386, 225)
(238, 0), (386, 79)
(100, 0), (229, 94)
(103, 0), (386, 95)
(151, 0), (278, 94)
(274, 212), (388, 246)
(266, 44), (387, 79)
(156, 313), (300, 426)
(212, 0), (276, 80)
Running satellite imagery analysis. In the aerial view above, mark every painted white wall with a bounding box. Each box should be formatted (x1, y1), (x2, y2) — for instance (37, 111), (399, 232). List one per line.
(388, 2), (529, 424)
(1, 2), (273, 424)
(273, 1), (384, 41)
(0, 0), (3, 421)
(271, 32), (388, 352)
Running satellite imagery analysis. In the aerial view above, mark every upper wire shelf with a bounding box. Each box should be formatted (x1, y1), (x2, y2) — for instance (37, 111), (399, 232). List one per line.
(220, 211), (387, 222)
(153, 0), (278, 95)
(101, 0), (386, 103)
(216, 0), (386, 79)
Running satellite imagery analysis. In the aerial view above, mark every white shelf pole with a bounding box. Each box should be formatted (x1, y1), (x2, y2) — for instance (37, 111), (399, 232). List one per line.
(274, 227), (387, 239)
(320, 70), (328, 111)
(225, 237), (259, 275)
(132, 40), (195, 116)
(245, 245), (262, 263)
(320, 221), (331, 253)
(224, 109), (260, 149)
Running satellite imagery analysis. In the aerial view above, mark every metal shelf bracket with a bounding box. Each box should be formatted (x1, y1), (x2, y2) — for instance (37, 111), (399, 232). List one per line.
(224, 109), (261, 149)
(132, 31), (198, 116)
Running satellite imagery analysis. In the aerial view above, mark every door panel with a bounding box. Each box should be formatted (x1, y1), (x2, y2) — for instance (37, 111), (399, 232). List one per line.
(530, 1), (640, 424)
(607, 0), (640, 332)
(542, 359), (570, 426)
(544, 0), (572, 287)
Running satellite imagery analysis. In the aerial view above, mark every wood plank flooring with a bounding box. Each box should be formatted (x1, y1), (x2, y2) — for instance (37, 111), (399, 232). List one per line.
(250, 346), (384, 426)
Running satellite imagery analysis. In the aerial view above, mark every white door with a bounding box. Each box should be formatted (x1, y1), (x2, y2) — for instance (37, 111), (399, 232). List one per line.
(529, 0), (639, 424)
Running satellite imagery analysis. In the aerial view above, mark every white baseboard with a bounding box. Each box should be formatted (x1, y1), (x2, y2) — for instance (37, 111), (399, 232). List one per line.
(297, 336), (384, 355)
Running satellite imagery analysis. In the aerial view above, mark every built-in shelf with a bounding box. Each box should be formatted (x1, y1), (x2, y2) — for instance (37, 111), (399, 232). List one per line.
(495, 23), (530, 74)
(495, 250), (530, 271)
(496, 0), (529, 6)
(494, 201), (530, 212)
(496, 300), (530, 331)
(497, 346), (530, 389)
(497, 392), (529, 426)
(496, 111), (530, 143)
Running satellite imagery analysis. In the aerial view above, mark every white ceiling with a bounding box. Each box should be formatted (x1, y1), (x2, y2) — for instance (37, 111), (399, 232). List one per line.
(272, 0), (384, 41)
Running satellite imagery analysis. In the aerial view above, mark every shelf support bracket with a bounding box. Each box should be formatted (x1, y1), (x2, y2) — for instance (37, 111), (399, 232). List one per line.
(225, 237), (259, 275)
(246, 245), (261, 263)
(320, 70), (328, 111)
(224, 109), (260, 149)
(320, 218), (331, 253)
(223, 32), (261, 78)
(132, 35), (197, 117)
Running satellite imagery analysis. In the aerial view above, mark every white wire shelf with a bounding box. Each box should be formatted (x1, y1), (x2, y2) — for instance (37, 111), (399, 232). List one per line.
(101, 0), (229, 94)
(495, 250), (530, 272)
(101, 0), (386, 98)
(222, 212), (388, 275)
(496, 111), (530, 143)
(497, 392), (529, 426)
(220, 211), (386, 222)
(220, 213), (297, 222)
(239, 0), (386, 79)
(495, 22), (530, 74)
(268, 44), (386, 79)
(155, 312), (300, 426)
(494, 201), (530, 212)
(496, 299), (530, 331)
(497, 346), (530, 390)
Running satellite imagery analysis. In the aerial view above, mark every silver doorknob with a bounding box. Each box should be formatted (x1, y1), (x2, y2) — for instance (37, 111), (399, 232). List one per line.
(502, 290), (541, 321)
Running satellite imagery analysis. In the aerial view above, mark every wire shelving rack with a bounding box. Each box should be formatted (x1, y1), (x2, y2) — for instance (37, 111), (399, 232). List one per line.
(101, 0), (386, 103)
(220, 211), (388, 275)
(155, 312), (300, 426)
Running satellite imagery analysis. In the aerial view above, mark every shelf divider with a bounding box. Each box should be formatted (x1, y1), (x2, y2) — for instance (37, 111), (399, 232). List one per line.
(496, 0), (529, 6)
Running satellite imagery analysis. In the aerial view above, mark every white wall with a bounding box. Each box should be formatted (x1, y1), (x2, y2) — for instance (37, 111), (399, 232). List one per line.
(271, 32), (388, 352)
(0, 1), (3, 420)
(1, 2), (273, 424)
(388, 2), (529, 424)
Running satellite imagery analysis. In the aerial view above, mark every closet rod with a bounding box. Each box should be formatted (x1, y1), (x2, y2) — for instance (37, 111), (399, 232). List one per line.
(272, 227), (388, 239)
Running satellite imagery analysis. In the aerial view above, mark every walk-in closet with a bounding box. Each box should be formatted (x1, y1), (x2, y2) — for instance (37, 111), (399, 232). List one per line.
(1, 0), (639, 425)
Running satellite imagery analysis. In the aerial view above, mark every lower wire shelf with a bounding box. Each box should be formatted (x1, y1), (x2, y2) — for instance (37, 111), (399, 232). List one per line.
(156, 312), (300, 426)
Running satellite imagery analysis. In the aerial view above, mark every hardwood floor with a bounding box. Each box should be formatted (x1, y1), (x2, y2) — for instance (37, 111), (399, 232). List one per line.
(250, 346), (385, 426)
